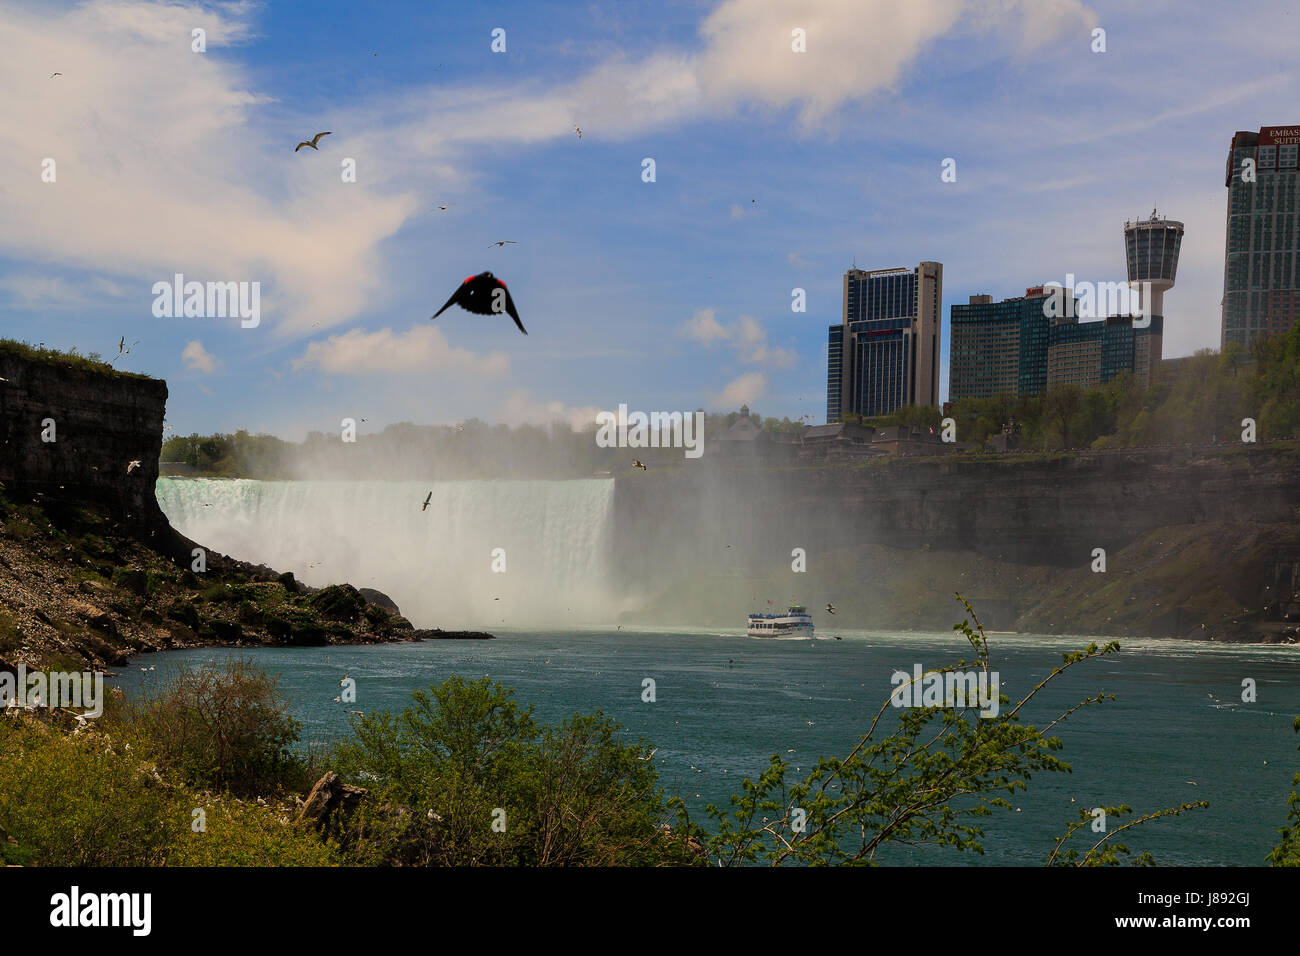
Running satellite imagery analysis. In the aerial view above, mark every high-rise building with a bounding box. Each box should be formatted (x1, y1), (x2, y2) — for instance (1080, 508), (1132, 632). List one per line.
(950, 284), (1160, 401)
(1046, 314), (1161, 390)
(1222, 125), (1300, 348)
(949, 287), (1061, 402)
(825, 262), (941, 422)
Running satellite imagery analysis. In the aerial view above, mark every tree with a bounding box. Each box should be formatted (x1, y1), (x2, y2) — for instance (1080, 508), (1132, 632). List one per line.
(1041, 384), (1084, 449)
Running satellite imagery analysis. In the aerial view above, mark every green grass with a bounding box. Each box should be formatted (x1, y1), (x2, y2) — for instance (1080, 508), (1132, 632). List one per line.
(0, 337), (155, 381)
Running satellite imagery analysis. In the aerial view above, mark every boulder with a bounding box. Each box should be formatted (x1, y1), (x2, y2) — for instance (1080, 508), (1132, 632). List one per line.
(357, 588), (400, 615)
(308, 584), (366, 622)
(112, 568), (149, 596)
(296, 771), (367, 832)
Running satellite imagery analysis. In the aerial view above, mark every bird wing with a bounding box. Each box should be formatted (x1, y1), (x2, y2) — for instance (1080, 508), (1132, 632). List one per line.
(500, 284), (527, 334)
(312, 131), (332, 146)
(431, 284), (463, 319)
(294, 142), (310, 152)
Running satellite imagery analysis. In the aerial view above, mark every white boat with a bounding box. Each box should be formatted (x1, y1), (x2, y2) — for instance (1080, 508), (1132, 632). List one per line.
(747, 605), (814, 638)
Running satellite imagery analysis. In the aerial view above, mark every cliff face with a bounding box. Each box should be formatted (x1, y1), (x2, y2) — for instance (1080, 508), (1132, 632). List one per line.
(610, 446), (1300, 637)
(0, 346), (168, 528)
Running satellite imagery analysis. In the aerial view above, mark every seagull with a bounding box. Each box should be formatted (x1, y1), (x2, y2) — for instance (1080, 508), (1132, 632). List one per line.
(436, 203), (448, 210)
(333, 696), (341, 703)
(489, 240), (517, 248)
(1186, 780), (1198, 786)
(126, 460), (142, 473)
(294, 131), (332, 152)
(51, 72), (62, 78)
(347, 710), (363, 716)
(632, 459), (647, 471)
(825, 603), (836, 614)
(422, 491), (432, 512)
(340, 675), (349, 686)
(574, 125), (582, 139)
(637, 748), (657, 761)
(113, 337), (139, 361)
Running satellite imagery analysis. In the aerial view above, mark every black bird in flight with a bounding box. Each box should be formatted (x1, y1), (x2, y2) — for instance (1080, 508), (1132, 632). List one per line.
(294, 131), (332, 152)
(431, 272), (526, 334)
(422, 491), (432, 512)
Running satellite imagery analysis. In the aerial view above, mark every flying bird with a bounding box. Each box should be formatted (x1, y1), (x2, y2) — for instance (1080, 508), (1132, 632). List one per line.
(422, 491), (432, 512)
(126, 460), (142, 473)
(632, 459), (647, 471)
(825, 603), (836, 614)
(574, 125), (582, 139)
(489, 240), (517, 248)
(294, 131), (332, 152)
(431, 271), (526, 334)
(113, 337), (139, 361)
(50, 72), (62, 78)
(436, 203), (448, 210)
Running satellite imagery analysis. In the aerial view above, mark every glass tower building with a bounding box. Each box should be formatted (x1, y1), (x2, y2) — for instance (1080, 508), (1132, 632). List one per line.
(826, 263), (942, 423)
(1223, 125), (1300, 348)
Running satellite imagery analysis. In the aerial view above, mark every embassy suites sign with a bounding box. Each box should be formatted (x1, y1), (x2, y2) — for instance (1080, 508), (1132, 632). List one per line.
(1260, 126), (1300, 146)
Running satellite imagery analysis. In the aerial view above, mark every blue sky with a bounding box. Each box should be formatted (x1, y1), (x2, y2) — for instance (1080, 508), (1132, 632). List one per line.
(2, 0), (1296, 439)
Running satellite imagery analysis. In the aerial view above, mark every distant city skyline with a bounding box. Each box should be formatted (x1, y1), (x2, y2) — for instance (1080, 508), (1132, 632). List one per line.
(2, 0), (1297, 439)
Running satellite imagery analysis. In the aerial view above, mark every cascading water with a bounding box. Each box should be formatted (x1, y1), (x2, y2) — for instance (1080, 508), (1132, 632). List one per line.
(155, 478), (620, 628)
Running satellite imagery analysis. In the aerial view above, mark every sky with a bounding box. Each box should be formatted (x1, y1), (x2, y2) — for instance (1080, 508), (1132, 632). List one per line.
(1, 0), (1296, 440)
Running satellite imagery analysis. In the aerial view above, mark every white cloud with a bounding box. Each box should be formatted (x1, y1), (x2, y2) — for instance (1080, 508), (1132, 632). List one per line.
(0, 1), (411, 339)
(290, 325), (509, 377)
(680, 311), (796, 368)
(715, 371), (767, 408)
(181, 339), (219, 374)
(498, 389), (605, 431)
(680, 307), (730, 343)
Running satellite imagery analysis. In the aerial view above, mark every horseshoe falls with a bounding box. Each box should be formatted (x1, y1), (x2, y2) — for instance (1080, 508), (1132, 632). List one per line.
(154, 478), (622, 628)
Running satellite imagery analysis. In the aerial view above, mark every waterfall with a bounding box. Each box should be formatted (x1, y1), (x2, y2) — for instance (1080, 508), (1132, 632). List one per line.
(155, 478), (619, 628)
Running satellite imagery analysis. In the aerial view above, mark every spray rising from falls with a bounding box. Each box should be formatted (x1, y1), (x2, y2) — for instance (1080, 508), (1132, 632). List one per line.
(155, 478), (620, 628)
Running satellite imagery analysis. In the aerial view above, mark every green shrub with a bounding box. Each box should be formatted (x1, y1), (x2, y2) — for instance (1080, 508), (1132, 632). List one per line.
(332, 676), (698, 866)
(0, 720), (182, 865)
(167, 800), (339, 867)
(124, 658), (307, 796)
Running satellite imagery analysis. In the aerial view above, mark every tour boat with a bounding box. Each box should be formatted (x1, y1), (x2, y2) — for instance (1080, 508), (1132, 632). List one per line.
(747, 605), (814, 638)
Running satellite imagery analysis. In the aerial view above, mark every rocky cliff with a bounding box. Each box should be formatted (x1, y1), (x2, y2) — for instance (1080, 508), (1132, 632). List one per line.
(0, 342), (168, 528)
(611, 445), (1300, 639)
